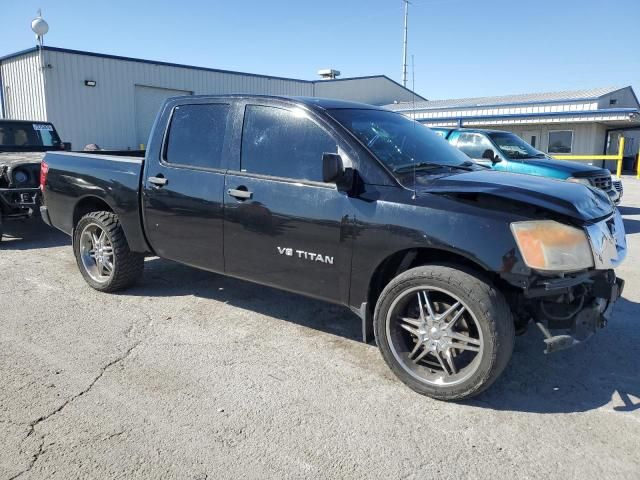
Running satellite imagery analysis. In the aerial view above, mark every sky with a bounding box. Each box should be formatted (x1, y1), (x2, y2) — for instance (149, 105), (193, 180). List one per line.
(1, 0), (639, 100)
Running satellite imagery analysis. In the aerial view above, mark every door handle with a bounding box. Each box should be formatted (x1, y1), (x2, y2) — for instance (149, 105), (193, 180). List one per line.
(148, 176), (168, 187)
(227, 188), (252, 200)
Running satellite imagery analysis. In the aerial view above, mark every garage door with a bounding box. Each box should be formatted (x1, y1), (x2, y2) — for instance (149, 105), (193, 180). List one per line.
(134, 85), (192, 148)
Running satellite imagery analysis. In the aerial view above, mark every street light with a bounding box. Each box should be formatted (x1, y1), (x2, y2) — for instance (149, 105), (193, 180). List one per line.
(31, 9), (49, 69)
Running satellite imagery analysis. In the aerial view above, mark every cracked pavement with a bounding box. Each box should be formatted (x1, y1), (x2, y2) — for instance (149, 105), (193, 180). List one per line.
(1, 177), (639, 479)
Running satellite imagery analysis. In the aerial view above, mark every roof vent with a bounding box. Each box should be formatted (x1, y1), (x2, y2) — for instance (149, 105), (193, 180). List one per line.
(317, 69), (341, 80)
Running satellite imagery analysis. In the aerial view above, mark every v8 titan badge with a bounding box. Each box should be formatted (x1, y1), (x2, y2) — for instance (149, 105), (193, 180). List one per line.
(277, 246), (334, 265)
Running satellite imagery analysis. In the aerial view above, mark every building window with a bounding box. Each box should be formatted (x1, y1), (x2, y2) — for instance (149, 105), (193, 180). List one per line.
(609, 98), (618, 105)
(548, 130), (573, 154)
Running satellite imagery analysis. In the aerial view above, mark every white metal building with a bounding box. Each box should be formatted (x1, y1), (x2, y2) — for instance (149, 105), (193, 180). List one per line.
(0, 46), (425, 150)
(386, 86), (640, 171)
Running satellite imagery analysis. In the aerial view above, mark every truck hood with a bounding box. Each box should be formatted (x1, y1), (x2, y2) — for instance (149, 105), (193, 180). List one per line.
(0, 151), (45, 168)
(415, 169), (613, 222)
(512, 157), (609, 176)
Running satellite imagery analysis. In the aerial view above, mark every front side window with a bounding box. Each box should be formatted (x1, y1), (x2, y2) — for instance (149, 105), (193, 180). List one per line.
(241, 105), (337, 182)
(548, 130), (573, 154)
(455, 133), (496, 159)
(328, 109), (471, 172)
(489, 132), (545, 159)
(164, 104), (230, 169)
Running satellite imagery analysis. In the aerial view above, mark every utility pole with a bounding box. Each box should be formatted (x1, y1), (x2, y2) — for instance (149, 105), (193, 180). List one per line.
(402, 0), (410, 87)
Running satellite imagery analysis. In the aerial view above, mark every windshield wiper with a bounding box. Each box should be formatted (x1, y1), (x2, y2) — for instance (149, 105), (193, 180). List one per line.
(393, 162), (474, 174)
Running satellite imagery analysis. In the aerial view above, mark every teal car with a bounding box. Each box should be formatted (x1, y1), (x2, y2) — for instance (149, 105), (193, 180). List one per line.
(433, 128), (621, 204)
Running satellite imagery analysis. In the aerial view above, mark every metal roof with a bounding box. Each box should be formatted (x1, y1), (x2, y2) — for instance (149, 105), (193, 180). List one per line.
(0, 46), (425, 100)
(385, 86), (627, 111)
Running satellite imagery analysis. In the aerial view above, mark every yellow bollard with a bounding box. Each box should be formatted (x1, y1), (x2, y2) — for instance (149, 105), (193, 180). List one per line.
(139, 143), (145, 150)
(616, 137), (624, 178)
(637, 152), (640, 180)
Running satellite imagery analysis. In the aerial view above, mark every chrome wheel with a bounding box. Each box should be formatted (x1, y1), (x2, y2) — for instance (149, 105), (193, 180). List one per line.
(386, 286), (484, 386)
(79, 223), (114, 283)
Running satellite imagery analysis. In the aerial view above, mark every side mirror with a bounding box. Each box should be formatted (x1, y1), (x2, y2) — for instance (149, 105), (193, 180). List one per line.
(482, 149), (501, 163)
(322, 153), (355, 193)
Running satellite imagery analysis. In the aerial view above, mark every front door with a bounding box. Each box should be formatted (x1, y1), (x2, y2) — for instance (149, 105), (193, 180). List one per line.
(142, 102), (232, 272)
(521, 130), (541, 150)
(223, 104), (351, 302)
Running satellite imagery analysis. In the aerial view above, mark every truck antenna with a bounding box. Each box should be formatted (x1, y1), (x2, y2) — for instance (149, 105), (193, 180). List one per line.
(411, 54), (417, 200)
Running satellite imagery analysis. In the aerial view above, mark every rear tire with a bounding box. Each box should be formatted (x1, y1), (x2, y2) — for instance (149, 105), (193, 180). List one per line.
(73, 211), (144, 292)
(374, 265), (515, 401)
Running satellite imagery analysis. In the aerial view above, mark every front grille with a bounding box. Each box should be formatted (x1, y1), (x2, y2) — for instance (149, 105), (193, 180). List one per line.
(613, 180), (623, 192)
(589, 174), (612, 191)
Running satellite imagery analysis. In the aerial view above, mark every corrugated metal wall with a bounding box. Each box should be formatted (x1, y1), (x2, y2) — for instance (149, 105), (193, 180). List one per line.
(314, 77), (418, 105)
(42, 50), (315, 149)
(0, 51), (47, 121)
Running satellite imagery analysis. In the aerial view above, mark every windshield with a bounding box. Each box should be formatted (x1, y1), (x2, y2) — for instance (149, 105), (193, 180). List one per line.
(328, 109), (473, 172)
(488, 132), (545, 159)
(0, 122), (61, 148)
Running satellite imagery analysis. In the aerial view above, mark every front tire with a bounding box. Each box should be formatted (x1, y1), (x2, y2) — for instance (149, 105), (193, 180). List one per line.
(73, 211), (144, 292)
(374, 265), (515, 401)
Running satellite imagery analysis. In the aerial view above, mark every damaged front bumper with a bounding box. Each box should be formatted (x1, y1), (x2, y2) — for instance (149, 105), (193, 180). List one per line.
(518, 209), (626, 353)
(528, 272), (624, 353)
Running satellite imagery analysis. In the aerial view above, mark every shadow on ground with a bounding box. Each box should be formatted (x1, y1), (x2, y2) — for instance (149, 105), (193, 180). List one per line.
(618, 205), (640, 215)
(129, 256), (364, 342)
(0, 217), (69, 249)
(622, 218), (640, 234)
(470, 295), (640, 413)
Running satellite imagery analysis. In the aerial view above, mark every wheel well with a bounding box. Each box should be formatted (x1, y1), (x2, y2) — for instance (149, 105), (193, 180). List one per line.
(73, 197), (113, 227)
(367, 248), (496, 314)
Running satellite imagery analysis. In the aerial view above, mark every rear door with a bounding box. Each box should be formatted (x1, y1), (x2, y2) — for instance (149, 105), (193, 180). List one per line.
(223, 102), (352, 303)
(142, 102), (231, 272)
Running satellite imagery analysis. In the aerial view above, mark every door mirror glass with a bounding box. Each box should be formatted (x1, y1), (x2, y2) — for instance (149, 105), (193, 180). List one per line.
(322, 153), (343, 183)
(322, 153), (354, 192)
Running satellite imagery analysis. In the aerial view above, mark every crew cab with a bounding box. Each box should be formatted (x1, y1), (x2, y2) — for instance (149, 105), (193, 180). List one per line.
(0, 120), (66, 240)
(433, 128), (622, 204)
(40, 96), (626, 400)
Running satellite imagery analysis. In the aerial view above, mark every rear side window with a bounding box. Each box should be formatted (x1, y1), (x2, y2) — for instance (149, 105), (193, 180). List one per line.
(241, 105), (337, 182)
(164, 104), (230, 169)
(0, 122), (60, 147)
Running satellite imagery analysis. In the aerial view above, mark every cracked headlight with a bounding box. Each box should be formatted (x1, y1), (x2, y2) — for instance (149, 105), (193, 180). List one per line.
(511, 220), (594, 272)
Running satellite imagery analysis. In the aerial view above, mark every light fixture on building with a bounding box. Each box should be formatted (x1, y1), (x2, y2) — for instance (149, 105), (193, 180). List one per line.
(84, 80), (97, 87)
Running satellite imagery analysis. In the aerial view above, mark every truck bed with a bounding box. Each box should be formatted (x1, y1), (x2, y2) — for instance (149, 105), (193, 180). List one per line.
(42, 151), (149, 252)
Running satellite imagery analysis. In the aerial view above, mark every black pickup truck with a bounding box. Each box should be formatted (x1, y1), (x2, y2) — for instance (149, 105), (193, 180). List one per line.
(40, 95), (627, 400)
(0, 120), (66, 240)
